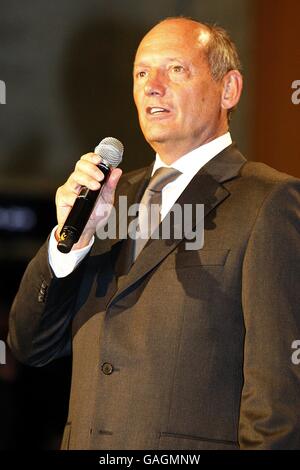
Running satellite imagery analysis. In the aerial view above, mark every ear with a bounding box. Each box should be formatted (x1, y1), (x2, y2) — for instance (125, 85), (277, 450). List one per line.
(221, 70), (243, 110)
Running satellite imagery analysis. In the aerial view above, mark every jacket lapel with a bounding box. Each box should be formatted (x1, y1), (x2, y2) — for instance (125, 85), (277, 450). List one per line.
(107, 143), (246, 307)
(112, 165), (153, 276)
(90, 165), (152, 260)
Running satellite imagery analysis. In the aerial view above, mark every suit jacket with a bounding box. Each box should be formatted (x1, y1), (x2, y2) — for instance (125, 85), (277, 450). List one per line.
(8, 144), (300, 449)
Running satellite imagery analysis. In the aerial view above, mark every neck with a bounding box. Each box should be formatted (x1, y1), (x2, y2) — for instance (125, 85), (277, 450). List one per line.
(151, 129), (228, 165)
(151, 129), (229, 165)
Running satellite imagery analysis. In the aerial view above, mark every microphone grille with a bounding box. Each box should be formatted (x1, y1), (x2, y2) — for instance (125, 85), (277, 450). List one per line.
(94, 137), (124, 168)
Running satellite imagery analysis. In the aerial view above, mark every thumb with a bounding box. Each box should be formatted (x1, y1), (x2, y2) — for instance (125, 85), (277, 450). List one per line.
(101, 167), (122, 202)
(108, 168), (123, 190)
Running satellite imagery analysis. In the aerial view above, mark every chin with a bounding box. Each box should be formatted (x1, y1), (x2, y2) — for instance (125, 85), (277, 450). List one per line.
(144, 130), (172, 145)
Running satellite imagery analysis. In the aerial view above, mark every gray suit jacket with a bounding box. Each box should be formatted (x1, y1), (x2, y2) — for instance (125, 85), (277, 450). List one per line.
(8, 144), (300, 449)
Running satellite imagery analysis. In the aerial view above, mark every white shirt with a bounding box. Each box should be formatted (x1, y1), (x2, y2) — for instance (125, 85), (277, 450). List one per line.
(48, 132), (232, 277)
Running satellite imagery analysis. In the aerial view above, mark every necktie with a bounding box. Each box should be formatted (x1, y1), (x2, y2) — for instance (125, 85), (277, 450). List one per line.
(133, 167), (182, 260)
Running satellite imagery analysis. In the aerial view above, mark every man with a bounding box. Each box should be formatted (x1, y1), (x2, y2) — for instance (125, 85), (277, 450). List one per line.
(8, 18), (300, 449)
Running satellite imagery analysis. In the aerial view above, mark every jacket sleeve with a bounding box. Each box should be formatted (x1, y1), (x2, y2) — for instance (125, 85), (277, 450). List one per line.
(239, 179), (300, 449)
(8, 239), (87, 366)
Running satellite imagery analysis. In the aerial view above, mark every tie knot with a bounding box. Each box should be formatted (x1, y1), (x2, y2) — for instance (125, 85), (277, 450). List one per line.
(147, 167), (182, 193)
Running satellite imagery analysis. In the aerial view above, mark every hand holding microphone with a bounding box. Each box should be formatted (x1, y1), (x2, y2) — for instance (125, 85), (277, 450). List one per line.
(55, 137), (123, 253)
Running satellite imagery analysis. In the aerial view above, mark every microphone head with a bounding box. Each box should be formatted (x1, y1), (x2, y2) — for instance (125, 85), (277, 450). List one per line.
(94, 137), (124, 168)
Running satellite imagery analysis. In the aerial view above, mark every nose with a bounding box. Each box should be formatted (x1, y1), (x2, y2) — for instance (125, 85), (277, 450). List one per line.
(144, 70), (166, 97)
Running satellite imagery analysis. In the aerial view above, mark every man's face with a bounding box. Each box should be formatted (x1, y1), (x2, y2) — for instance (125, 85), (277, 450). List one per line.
(133, 20), (227, 160)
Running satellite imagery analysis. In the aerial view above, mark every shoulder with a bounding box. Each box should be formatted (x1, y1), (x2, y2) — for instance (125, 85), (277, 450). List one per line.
(241, 161), (299, 186)
(237, 161), (300, 201)
(239, 162), (300, 225)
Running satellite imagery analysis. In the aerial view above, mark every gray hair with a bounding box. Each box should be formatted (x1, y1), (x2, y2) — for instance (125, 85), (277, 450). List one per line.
(204, 23), (242, 81)
(155, 17), (242, 81)
(151, 17), (242, 119)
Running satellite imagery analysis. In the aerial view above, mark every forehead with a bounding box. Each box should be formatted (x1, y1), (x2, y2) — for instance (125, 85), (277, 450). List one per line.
(134, 21), (210, 65)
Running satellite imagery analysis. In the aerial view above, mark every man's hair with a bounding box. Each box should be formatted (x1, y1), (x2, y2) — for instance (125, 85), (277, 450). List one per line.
(203, 23), (242, 119)
(153, 17), (242, 119)
(157, 17), (242, 81)
(203, 23), (242, 82)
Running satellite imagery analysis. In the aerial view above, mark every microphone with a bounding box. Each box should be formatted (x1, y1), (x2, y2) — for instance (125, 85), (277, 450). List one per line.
(57, 137), (124, 253)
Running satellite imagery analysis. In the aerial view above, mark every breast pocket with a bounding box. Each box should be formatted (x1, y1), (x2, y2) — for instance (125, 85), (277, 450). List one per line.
(164, 249), (230, 269)
(159, 432), (239, 450)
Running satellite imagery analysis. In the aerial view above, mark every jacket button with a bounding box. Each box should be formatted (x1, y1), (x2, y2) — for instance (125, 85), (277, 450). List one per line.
(101, 362), (114, 375)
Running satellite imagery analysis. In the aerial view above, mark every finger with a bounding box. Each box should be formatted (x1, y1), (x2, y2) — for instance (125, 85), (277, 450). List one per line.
(80, 152), (101, 164)
(101, 168), (122, 202)
(56, 186), (79, 207)
(75, 159), (105, 182)
(101, 168), (122, 198)
(106, 168), (123, 190)
(66, 170), (101, 192)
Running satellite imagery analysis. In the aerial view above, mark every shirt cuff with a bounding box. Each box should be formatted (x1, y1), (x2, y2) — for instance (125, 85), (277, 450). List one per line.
(48, 226), (94, 278)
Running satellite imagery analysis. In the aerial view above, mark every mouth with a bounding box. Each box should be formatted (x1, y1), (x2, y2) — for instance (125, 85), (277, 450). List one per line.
(146, 106), (171, 117)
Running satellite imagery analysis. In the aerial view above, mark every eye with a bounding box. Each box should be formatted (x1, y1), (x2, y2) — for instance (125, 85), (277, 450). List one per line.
(171, 65), (185, 73)
(136, 70), (148, 79)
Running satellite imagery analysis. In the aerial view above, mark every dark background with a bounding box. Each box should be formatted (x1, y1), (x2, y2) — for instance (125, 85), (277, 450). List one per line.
(0, 0), (299, 449)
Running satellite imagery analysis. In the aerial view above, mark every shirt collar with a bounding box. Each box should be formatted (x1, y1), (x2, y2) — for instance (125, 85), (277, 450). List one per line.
(152, 132), (232, 177)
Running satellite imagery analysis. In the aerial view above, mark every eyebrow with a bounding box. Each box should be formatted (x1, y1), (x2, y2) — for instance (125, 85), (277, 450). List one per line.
(133, 57), (186, 68)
